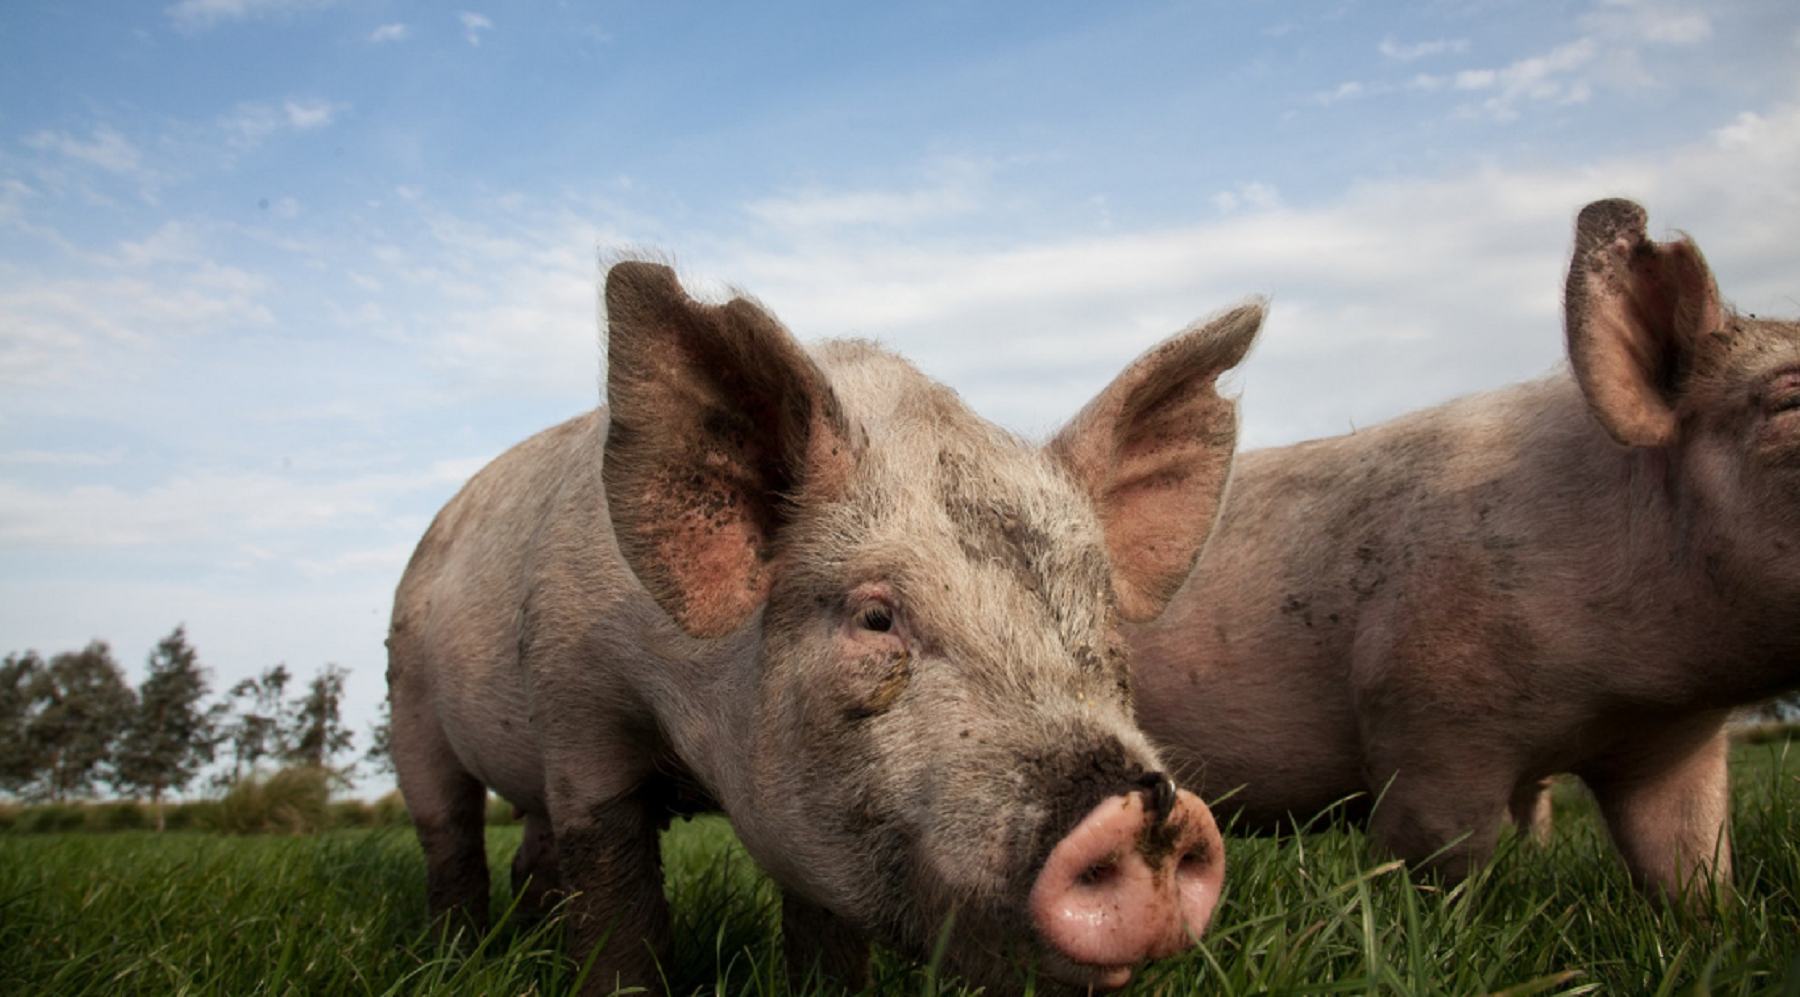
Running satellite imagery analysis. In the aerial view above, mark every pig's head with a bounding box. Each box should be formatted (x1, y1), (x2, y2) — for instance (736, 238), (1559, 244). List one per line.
(1565, 198), (1800, 648)
(601, 261), (1261, 990)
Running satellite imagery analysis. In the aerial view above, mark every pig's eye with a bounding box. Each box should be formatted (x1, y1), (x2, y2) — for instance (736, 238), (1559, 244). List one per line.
(1763, 372), (1800, 416)
(857, 604), (895, 633)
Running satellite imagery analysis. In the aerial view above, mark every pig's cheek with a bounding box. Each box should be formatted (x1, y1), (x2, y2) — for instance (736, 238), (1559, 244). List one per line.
(833, 634), (914, 721)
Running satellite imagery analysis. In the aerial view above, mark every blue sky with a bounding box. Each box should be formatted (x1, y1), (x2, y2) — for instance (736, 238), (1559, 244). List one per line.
(4, 0), (1798, 794)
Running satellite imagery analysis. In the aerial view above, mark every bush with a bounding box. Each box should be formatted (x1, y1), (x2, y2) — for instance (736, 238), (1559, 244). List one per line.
(12, 802), (88, 833)
(163, 799), (221, 831)
(85, 800), (150, 832)
(372, 790), (409, 827)
(211, 766), (333, 834)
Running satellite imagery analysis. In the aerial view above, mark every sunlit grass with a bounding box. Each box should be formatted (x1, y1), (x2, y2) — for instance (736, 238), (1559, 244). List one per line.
(2, 741), (1795, 996)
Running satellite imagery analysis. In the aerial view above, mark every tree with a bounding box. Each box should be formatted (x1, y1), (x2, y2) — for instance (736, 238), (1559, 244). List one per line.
(217, 664), (292, 787)
(0, 651), (49, 797)
(114, 626), (218, 831)
(25, 642), (136, 802)
(364, 694), (394, 778)
(286, 663), (355, 773)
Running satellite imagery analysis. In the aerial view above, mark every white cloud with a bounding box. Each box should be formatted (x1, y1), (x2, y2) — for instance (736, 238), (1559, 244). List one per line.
(1324, 1), (1721, 122)
(1379, 37), (1469, 62)
(1584, 1), (1712, 45)
(1454, 40), (1597, 120)
(368, 23), (409, 43)
(0, 263), (272, 384)
(1311, 81), (1369, 106)
(688, 95), (1800, 442)
(22, 126), (143, 174)
(284, 100), (338, 130)
(166, 0), (340, 31)
(459, 11), (493, 45)
(222, 100), (342, 148)
(0, 460), (475, 550)
(744, 165), (986, 234)
(1213, 182), (1284, 214)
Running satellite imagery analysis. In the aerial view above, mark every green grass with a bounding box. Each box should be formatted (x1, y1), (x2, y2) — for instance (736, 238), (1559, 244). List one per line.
(2, 741), (1796, 996)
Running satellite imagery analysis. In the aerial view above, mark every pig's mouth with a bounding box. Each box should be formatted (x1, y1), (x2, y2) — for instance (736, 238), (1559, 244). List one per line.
(1037, 949), (1138, 991)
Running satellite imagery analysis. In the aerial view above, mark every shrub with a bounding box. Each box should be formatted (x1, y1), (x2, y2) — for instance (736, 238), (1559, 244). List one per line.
(211, 766), (332, 834)
(372, 790), (409, 827)
(163, 799), (221, 831)
(13, 802), (87, 833)
(85, 800), (150, 832)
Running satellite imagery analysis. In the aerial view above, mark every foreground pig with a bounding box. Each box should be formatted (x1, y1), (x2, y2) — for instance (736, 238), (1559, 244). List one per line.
(388, 260), (1261, 993)
(1132, 199), (1800, 904)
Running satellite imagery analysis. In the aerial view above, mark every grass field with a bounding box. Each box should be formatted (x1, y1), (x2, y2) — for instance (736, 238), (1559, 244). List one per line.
(2, 740), (1796, 997)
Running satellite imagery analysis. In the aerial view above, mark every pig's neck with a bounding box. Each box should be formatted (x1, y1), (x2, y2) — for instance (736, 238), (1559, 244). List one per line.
(633, 621), (766, 814)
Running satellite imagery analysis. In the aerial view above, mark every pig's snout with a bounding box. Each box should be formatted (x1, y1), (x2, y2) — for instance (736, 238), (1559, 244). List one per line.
(1028, 777), (1224, 988)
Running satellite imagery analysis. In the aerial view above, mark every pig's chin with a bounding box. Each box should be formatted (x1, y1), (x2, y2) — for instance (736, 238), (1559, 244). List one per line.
(1037, 948), (1136, 991)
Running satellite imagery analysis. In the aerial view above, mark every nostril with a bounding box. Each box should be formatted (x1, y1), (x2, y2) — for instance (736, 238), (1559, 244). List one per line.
(1076, 859), (1122, 888)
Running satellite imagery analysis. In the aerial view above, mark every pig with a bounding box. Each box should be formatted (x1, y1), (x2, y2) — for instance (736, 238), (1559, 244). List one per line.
(387, 260), (1263, 993)
(1130, 198), (1800, 905)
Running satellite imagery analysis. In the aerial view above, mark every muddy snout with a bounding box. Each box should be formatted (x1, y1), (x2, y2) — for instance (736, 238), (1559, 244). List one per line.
(1028, 773), (1224, 987)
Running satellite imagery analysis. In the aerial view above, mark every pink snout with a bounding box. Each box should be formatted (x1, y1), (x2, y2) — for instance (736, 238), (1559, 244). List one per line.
(1028, 779), (1224, 988)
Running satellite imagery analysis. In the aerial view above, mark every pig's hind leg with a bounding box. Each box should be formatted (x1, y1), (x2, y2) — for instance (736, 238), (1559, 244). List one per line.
(1581, 715), (1732, 908)
(510, 810), (564, 918)
(390, 683), (492, 941)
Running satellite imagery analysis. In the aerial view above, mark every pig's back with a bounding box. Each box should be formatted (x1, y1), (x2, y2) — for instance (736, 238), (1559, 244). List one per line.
(1132, 376), (1595, 824)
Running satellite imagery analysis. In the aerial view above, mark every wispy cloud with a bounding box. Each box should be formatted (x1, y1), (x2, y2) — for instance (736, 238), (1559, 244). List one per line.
(1378, 37), (1469, 62)
(744, 165), (987, 236)
(222, 99), (343, 148)
(22, 126), (142, 174)
(368, 23), (409, 43)
(459, 11), (493, 46)
(697, 94), (1800, 440)
(0, 258), (272, 385)
(1452, 39), (1598, 120)
(1213, 182), (1284, 214)
(1316, 0), (1719, 122)
(166, 0), (341, 31)
(0, 459), (479, 550)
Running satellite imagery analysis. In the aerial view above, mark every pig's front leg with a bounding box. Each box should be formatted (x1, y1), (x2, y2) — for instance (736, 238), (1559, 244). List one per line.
(1364, 758), (1514, 882)
(782, 892), (872, 990)
(1583, 715), (1733, 909)
(551, 790), (674, 995)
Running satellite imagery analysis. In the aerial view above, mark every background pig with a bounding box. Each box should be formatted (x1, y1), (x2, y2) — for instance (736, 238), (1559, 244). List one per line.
(387, 260), (1261, 993)
(1131, 199), (1800, 904)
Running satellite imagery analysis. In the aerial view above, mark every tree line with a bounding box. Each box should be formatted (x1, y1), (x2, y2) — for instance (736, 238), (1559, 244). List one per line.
(0, 626), (391, 831)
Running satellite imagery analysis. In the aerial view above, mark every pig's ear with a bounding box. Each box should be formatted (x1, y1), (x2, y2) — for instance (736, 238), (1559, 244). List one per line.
(1049, 301), (1263, 622)
(1564, 198), (1725, 448)
(602, 261), (856, 638)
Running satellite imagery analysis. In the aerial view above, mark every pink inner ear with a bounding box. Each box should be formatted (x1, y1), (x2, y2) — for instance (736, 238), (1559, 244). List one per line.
(1567, 231), (1721, 450)
(1581, 292), (1681, 448)
(1054, 304), (1259, 622)
(648, 488), (771, 640)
